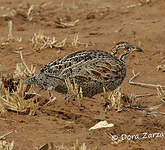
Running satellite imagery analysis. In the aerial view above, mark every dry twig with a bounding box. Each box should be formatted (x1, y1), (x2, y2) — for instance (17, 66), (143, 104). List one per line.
(129, 70), (165, 89)
(0, 131), (14, 140)
(145, 111), (165, 116)
(134, 93), (156, 99)
(130, 87), (165, 116)
(56, 18), (79, 28)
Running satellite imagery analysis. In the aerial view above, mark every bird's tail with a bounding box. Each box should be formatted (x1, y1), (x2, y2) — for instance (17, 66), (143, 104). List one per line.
(24, 75), (37, 85)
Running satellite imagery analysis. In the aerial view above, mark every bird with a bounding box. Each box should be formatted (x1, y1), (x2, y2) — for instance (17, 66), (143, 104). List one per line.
(24, 41), (143, 99)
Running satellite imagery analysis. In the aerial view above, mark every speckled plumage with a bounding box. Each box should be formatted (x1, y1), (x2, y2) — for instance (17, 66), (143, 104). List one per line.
(24, 42), (143, 98)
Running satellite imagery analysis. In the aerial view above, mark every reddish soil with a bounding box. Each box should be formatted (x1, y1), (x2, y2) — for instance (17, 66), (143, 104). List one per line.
(0, 0), (165, 149)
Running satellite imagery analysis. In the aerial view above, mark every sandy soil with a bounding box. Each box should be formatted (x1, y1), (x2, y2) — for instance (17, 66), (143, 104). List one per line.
(0, 0), (165, 149)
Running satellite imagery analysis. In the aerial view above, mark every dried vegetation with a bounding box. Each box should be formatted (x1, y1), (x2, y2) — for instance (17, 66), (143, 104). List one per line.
(103, 87), (123, 112)
(0, 51), (53, 116)
(31, 31), (67, 51)
(31, 31), (90, 51)
(0, 139), (98, 150)
(35, 140), (98, 150)
(103, 74), (165, 116)
(0, 0), (165, 149)
(0, 20), (22, 49)
(55, 17), (79, 28)
(0, 5), (90, 117)
(156, 64), (165, 72)
(64, 78), (83, 108)
(0, 59), (39, 116)
(0, 140), (14, 150)
(0, 3), (91, 52)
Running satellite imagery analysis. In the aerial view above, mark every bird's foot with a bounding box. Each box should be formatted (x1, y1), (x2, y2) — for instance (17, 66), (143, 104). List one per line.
(78, 104), (85, 111)
(65, 94), (77, 104)
(65, 93), (85, 110)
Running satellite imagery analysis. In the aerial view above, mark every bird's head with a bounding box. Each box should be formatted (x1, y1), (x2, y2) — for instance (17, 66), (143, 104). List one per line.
(111, 41), (143, 62)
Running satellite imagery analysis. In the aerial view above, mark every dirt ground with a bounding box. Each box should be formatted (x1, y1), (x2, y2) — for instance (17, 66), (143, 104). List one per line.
(0, 0), (165, 149)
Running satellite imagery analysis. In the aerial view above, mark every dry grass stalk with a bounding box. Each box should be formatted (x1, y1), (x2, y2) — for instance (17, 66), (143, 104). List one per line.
(138, 0), (151, 5)
(127, 3), (141, 8)
(157, 86), (165, 103)
(43, 96), (56, 107)
(143, 103), (163, 113)
(35, 140), (98, 150)
(18, 51), (36, 77)
(27, 5), (34, 21)
(0, 101), (7, 117)
(0, 77), (2, 91)
(72, 33), (79, 47)
(14, 63), (27, 78)
(31, 31), (67, 51)
(65, 78), (83, 102)
(6, 20), (22, 42)
(8, 21), (13, 41)
(0, 140), (14, 150)
(103, 87), (122, 111)
(71, 33), (89, 48)
(127, 0), (151, 8)
(0, 6), (16, 18)
(156, 64), (165, 72)
(56, 18), (79, 28)
(0, 41), (9, 49)
(13, 51), (36, 81)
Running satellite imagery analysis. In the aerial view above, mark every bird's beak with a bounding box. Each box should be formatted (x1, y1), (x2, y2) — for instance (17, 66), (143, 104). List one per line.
(131, 46), (143, 53)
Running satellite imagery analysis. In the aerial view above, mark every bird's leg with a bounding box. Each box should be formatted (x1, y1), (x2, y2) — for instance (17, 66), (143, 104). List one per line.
(48, 90), (53, 98)
(39, 88), (43, 93)
(64, 84), (84, 110)
(77, 87), (85, 110)
(77, 98), (85, 111)
(47, 86), (55, 100)
(102, 87), (112, 111)
(64, 93), (77, 104)
(102, 87), (109, 102)
(65, 94), (85, 110)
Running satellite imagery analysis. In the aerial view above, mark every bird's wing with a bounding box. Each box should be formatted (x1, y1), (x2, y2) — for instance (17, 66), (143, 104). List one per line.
(68, 57), (125, 83)
(40, 50), (109, 76)
(40, 49), (125, 82)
